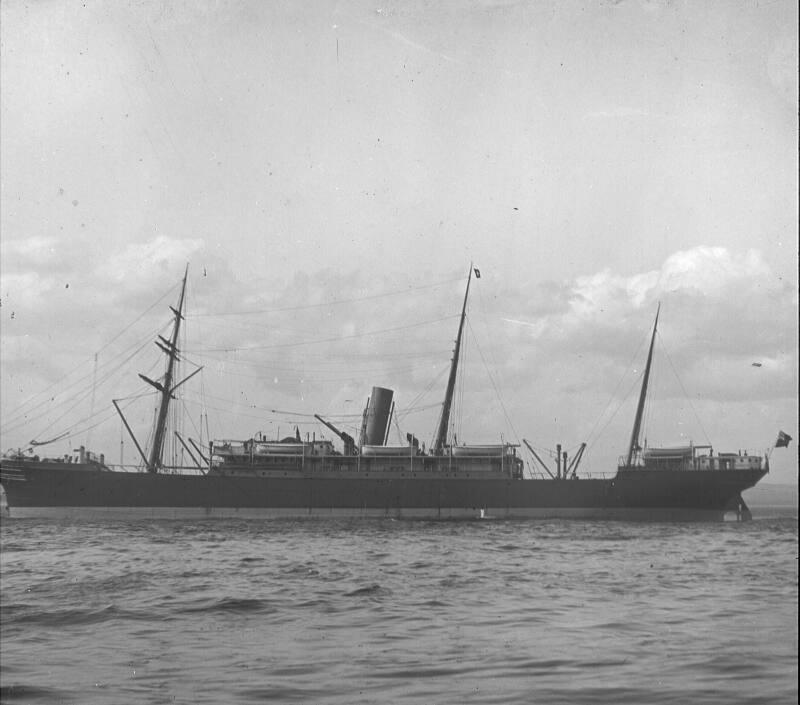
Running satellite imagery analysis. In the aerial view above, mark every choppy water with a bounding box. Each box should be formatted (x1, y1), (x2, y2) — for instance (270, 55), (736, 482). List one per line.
(1, 510), (797, 705)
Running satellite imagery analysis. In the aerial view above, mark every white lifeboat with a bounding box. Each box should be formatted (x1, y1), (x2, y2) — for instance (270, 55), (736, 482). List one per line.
(360, 445), (419, 457)
(451, 444), (506, 457)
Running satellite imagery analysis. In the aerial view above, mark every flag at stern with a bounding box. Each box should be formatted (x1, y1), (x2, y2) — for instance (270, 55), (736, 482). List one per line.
(775, 430), (792, 448)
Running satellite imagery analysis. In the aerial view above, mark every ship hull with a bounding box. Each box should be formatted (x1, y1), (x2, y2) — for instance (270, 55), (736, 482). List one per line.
(3, 506), (730, 521)
(0, 461), (767, 521)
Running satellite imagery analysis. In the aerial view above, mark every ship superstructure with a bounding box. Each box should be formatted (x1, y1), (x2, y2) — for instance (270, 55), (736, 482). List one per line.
(205, 265), (524, 483)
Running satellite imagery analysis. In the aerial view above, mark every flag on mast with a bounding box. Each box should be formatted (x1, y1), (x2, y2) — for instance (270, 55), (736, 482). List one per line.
(775, 430), (792, 448)
(474, 268), (481, 278)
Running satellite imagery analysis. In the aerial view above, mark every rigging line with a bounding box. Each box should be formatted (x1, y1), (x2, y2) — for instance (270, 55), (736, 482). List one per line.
(27, 387), (160, 448)
(54, 406), (123, 446)
(184, 365), (428, 385)
(96, 280), (181, 355)
(641, 351), (659, 447)
(466, 318), (521, 444)
(395, 401), (444, 418)
(21, 340), (164, 442)
(187, 348), (447, 364)
(524, 441), (550, 454)
(198, 372), (210, 446)
(267, 409), (317, 418)
(399, 364), (450, 425)
(188, 277), (464, 318)
(392, 407), (405, 445)
(456, 322), (467, 442)
(180, 397), (304, 424)
(1, 319), (170, 432)
(585, 373), (644, 457)
(21, 346), (164, 443)
(185, 311), (459, 341)
(113, 390), (159, 403)
(45, 392), (149, 452)
(191, 363), (436, 383)
(583, 329), (650, 449)
(527, 440), (582, 457)
(203, 394), (211, 446)
(183, 408), (330, 429)
(179, 388), (263, 409)
(319, 414), (370, 422)
(295, 346), (453, 360)
(657, 331), (712, 445)
(4, 339), (159, 439)
(473, 276), (505, 387)
(561, 441), (584, 456)
(186, 314), (460, 353)
(282, 409), (365, 420)
(182, 355), (428, 376)
(3, 286), (178, 422)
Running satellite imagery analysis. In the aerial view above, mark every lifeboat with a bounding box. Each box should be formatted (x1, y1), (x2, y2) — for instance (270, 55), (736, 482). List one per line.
(253, 442), (305, 456)
(451, 444), (506, 457)
(643, 446), (693, 459)
(360, 445), (418, 457)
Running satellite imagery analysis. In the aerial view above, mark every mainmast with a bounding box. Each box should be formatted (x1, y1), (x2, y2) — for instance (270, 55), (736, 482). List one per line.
(626, 303), (660, 468)
(144, 265), (188, 473)
(432, 264), (473, 454)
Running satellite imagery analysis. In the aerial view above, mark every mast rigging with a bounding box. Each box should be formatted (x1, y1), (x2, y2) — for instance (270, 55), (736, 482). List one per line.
(432, 264), (473, 454)
(626, 303), (660, 468)
(146, 265), (189, 472)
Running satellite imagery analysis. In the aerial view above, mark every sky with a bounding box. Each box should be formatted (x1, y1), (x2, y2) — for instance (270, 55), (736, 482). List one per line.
(1, 0), (797, 484)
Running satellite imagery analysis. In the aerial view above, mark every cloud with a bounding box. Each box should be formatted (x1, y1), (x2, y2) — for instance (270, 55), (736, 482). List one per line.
(1, 236), (61, 267)
(657, 246), (771, 294)
(499, 246), (796, 402)
(102, 235), (205, 284)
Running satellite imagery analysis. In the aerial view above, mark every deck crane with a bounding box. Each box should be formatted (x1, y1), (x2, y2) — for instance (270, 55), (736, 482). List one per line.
(314, 415), (357, 456)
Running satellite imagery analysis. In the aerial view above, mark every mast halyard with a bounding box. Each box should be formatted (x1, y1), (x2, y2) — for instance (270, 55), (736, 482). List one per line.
(626, 302), (660, 468)
(432, 264), (473, 455)
(145, 265), (188, 473)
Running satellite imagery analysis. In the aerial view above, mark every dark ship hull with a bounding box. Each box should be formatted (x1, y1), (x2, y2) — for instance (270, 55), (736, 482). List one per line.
(0, 458), (767, 521)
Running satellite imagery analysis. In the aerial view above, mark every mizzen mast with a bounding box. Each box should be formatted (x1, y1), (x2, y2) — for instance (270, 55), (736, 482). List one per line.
(626, 302), (660, 468)
(432, 264), (474, 454)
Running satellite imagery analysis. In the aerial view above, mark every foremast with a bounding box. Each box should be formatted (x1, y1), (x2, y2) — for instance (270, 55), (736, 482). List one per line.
(145, 267), (187, 471)
(626, 303), (660, 468)
(431, 265), (473, 455)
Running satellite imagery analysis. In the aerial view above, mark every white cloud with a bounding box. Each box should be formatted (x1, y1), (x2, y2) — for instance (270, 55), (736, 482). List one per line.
(657, 246), (770, 295)
(0, 271), (57, 311)
(1, 236), (60, 263)
(500, 246), (795, 395)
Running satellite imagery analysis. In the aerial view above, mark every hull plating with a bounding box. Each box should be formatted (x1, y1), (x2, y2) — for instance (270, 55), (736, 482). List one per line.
(0, 461), (766, 521)
(3, 505), (729, 521)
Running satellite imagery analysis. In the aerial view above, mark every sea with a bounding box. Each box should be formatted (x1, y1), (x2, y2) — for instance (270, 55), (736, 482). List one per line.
(1, 508), (797, 705)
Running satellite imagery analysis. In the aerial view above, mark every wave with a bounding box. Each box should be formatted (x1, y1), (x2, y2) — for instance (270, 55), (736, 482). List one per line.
(177, 596), (276, 615)
(2, 603), (152, 627)
(344, 583), (385, 597)
(0, 684), (76, 702)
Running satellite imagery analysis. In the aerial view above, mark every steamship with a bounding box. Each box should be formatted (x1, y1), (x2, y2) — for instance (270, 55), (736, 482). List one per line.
(0, 267), (773, 520)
